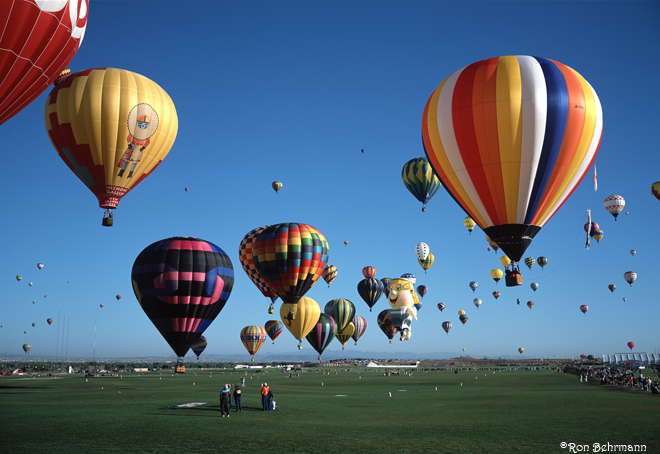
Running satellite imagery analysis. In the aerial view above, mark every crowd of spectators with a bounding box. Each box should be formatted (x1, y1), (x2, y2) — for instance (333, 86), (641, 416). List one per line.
(564, 365), (660, 394)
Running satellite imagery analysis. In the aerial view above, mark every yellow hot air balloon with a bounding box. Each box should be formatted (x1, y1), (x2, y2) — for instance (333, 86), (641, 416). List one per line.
(499, 255), (511, 269)
(490, 269), (503, 284)
(458, 310), (466, 316)
(418, 252), (434, 274)
(280, 297), (320, 347)
(45, 68), (178, 226)
(464, 216), (476, 235)
(518, 347), (525, 355)
(335, 322), (355, 350)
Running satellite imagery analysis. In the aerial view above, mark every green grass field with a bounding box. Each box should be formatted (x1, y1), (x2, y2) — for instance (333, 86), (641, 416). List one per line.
(1, 367), (658, 453)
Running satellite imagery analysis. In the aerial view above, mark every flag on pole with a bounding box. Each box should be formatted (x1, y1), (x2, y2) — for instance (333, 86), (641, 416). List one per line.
(586, 209), (591, 249)
(593, 166), (597, 191)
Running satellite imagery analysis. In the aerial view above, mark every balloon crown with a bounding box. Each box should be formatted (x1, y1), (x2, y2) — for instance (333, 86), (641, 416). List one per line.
(54, 68), (71, 85)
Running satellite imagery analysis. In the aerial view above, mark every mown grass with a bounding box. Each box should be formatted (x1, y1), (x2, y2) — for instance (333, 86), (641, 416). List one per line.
(1, 367), (658, 453)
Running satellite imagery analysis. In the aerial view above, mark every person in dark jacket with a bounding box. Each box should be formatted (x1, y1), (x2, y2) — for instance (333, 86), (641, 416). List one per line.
(220, 384), (231, 417)
(234, 384), (243, 412)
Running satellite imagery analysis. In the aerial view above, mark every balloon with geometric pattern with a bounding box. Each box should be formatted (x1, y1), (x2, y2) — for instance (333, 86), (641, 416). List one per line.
(350, 315), (367, 345)
(603, 195), (625, 220)
(402, 158), (442, 212)
(239, 225), (279, 310)
(240, 325), (266, 361)
(305, 314), (336, 361)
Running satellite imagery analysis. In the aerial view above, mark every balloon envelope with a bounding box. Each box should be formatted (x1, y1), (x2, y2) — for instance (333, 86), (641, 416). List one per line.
(22, 343), (31, 354)
(351, 315), (367, 345)
(190, 335), (208, 359)
(251, 223), (329, 305)
(624, 271), (637, 286)
(280, 297), (320, 341)
(272, 181), (283, 193)
(524, 257), (535, 270)
(469, 281), (478, 292)
(442, 321), (452, 334)
(377, 309), (398, 341)
(306, 314), (336, 360)
(437, 302), (446, 311)
(492, 291), (500, 300)
(239, 225), (279, 301)
(322, 265), (337, 287)
(240, 325), (266, 359)
(47, 318), (53, 325)
(335, 322), (355, 349)
(423, 56), (602, 262)
(604, 195), (625, 220)
(464, 216), (476, 234)
(627, 342), (634, 351)
(0, 0), (88, 126)
(401, 157), (441, 211)
(651, 182), (660, 202)
(415, 243), (430, 262)
(362, 266), (377, 278)
(580, 305), (588, 314)
(131, 237), (234, 358)
(45, 68), (178, 218)
(264, 320), (284, 344)
(324, 298), (356, 332)
(357, 278), (384, 312)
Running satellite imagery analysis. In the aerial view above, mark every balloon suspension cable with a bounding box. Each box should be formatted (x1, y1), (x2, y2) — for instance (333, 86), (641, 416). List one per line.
(102, 209), (115, 227)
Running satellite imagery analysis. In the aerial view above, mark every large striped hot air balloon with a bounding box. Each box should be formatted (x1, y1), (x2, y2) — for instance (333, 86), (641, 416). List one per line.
(131, 237), (234, 361)
(251, 223), (329, 305)
(305, 314), (336, 361)
(239, 225), (278, 311)
(423, 56), (602, 264)
(0, 0), (88, 126)
(401, 157), (442, 212)
(324, 298), (356, 332)
(45, 67), (178, 225)
(350, 315), (367, 345)
(240, 325), (267, 361)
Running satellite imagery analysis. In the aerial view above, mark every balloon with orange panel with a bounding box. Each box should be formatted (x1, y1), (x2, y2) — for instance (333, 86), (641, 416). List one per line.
(44, 67), (178, 225)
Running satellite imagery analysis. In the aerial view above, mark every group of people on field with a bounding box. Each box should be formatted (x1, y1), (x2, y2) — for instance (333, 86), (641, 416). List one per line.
(568, 365), (660, 394)
(218, 380), (274, 416)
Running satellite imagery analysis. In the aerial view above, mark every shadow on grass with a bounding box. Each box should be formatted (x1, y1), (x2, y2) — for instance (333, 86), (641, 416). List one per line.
(159, 405), (276, 417)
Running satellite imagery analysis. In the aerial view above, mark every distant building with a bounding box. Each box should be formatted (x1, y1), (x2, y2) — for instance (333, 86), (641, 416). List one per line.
(602, 353), (659, 365)
(361, 361), (420, 369)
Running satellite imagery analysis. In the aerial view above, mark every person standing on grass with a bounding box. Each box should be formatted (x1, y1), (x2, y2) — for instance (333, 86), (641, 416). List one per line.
(234, 384), (243, 412)
(220, 384), (231, 417)
(261, 383), (269, 411)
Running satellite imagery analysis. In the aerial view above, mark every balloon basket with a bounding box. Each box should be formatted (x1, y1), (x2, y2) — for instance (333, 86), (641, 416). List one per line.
(102, 217), (113, 227)
(175, 366), (186, 373)
(505, 272), (523, 287)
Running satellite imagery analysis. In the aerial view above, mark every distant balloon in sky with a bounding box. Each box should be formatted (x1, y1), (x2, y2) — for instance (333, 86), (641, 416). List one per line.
(608, 284), (616, 293)
(537, 257), (548, 270)
(464, 216), (476, 235)
(418, 253), (434, 274)
(527, 301), (534, 310)
(401, 157), (442, 212)
(580, 305), (588, 314)
(23, 343), (31, 354)
(518, 348), (524, 355)
(469, 281), (478, 292)
(473, 298), (482, 309)
(29, 282), (33, 287)
(415, 242), (430, 262)
(530, 282), (539, 292)
(416, 285), (427, 299)
(437, 302), (446, 312)
(490, 269), (503, 284)
(422, 56), (602, 263)
(322, 265), (337, 287)
(524, 257), (535, 270)
(351, 315), (367, 345)
(442, 321), (452, 335)
(622, 297), (627, 302)
(627, 342), (635, 351)
(603, 195), (625, 220)
(651, 182), (660, 201)
(47, 318), (53, 325)
(190, 336), (207, 359)
(37, 263), (44, 269)
(272, 181), (282, 194)
(362, 266), (377, 279)
(630, 250), (636, 256)
(265, 320), (284, 344)
(593, 230), (604, 244)
(45, 67), (178, 226)
(185, 188), (189, 192)
(492, 291), (500, 300)
(16, 275), (22, 282)
(0, 0), (89, 126)
(116, 295), (122, 301)
(623, 271), (636, 287)
(100, 304), (104, 308)
(344, 241), (349, 246)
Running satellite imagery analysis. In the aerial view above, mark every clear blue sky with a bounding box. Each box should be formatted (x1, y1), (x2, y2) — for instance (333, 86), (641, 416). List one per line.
(1, 0), (659, 360)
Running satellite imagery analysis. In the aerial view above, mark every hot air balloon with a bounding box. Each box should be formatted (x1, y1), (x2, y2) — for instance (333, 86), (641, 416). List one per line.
(31, 323), (36, 327)
(537, 257), (548, 270)
(306, 314), (336, 360)
(469, 281), (478, 292)
(473, 298), (482, 309)
(418, 253), (434, 274)
(524, 257), (535, 270)
(622, 297), (627, 302)
(492, 291), (500, 300)
(485, 234), (499, 253)
(400, 273), (417, 285)
(23, 331), (26, 334)
(458, 310), (465, 316)
(357, 277), (384, 312)
(131, 237), (234, 363)
(416, 285), (427, 299)
(442, 321), (452, 335)
(437, 302), (446, 311)
(584, 222), (599, 238)
(29, 282), (33, 287)
(423, 56), (602, 266)
(32, 301), (35, 305)
(530, 282), (539, 292)
(265, 320), (284, 344)
(630, 250), (636, 256)
(344, 241), (349, 246)
(580, 305), (588, 314)
(240, 325), (267, 361)
(37, 263), (44, 270)
(500, 256), (512, 270)
(624, 271), (636, 286)
(238, 225), (279, 312)
(414, 301), (423, 311)
(0, 0), (88, 126)
(604, 195), (625, 220)
(377, 309), (398, 344)
(16, 275), (22, 282)
(280, 297), (320, 347)
(100, 304), (104, 308)
(415, 243), (430, 262)
(651, 182), (660, 202)
(527, 301), (534, 310)
(22, 344), (31, 354)
(251, 223), (329, 305)
(464, 216), (476, 235)
(324, 298), (356, 332)
(593, 230), (604, 244)
(335, 322), (355, 350)
(185, 188), (189, 192)
(190, 336), (208, 359)
(351, 315), (367, 345)
(490, 269), (503, 284)
(402, 157), (442, 212)
(47, 318), (53, 325)
(627, 342), (634, 351)
(271, 181), (283, 194)
(518, 348), (524, 355)
(322, 265), (337, 287)
(459, 314), (468, 325)
(608, 284), (616, 293)
(380, 278), (392, 298)
(45, 67), (178, 226)
(362, 266), (377, 279)
(116, 295), (122, 301)
(517, 298), (521, 305)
